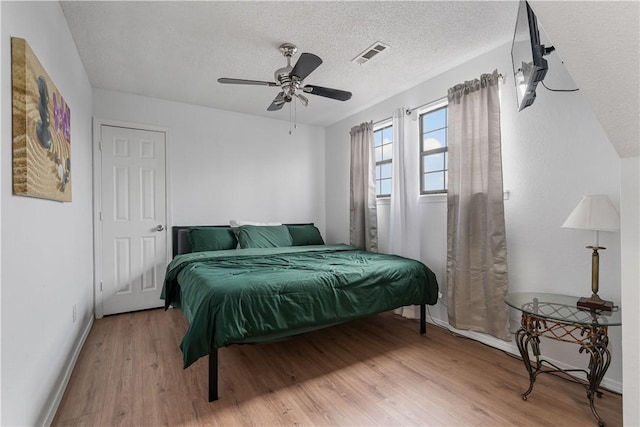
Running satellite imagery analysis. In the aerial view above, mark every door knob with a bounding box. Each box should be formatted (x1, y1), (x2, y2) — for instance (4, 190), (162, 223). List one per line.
(155, 224), (165, 232)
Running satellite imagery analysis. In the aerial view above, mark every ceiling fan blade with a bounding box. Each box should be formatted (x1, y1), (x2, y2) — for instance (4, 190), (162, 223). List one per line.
(267, 92), (286, 111)
(218, 78), (277, 87)
(290, 53), (322, 80)
(302, 85), (352, 101)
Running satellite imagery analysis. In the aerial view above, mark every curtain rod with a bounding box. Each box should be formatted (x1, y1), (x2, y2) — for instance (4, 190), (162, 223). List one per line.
(373, 73), (504, 125)
(405, 73), (505, 116)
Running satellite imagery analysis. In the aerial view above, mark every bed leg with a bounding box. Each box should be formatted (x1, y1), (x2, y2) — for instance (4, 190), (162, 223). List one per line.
(209, 349), (219, 402)
(420, 303), (426, 335)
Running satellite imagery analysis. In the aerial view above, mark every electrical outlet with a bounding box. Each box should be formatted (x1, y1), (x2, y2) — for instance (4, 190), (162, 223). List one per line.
(438, 291), (443, 299)
(72, 304), (77, 323)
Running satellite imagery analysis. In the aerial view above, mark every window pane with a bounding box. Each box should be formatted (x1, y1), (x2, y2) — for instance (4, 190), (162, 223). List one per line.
(376, 180), (381, 195)
(382, 126), (393, 145)
(423, 128), (447, 151)
(381, 162), (392, 179)
(380, 178), (392, 195)
(374, 130), (382, 147)
(424, 153), (444, 172)
(376, 164), (381, 180)
(423, 172), (445, 192)
(375, 146), (382, 162)
(419, 104), (448, 194)
(382, 143), (392, 160)
(422, 108), (446, 131)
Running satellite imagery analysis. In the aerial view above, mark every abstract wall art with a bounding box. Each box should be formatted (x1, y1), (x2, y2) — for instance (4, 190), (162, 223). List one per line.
(12, 37), (71, 202)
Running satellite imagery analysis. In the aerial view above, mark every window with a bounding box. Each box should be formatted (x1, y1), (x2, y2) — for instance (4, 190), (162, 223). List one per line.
(374, 122), (393, 197)
(420, 103), (448, 194)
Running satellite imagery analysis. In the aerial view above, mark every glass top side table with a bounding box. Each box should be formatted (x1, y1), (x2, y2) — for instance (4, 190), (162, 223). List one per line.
(505, 292), (621, 326)
(505, 292), (621, 427)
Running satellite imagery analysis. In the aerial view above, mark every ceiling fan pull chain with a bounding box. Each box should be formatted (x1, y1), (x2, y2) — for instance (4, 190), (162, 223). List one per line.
(289, 103), (292, 135)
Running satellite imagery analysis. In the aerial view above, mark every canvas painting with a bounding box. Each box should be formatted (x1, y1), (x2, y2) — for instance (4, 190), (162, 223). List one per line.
(12, 37), (71, 202)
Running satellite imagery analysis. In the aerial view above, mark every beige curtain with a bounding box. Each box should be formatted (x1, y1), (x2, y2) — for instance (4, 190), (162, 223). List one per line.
(350, 122), (378, 252)
(447, 70), (510, 341)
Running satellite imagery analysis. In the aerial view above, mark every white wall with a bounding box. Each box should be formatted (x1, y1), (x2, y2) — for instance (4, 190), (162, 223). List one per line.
(1, 2), (94, 425)
(621, 156), (640, 425)
(93, 89), (326, 232)
(325, 42), (623, 390)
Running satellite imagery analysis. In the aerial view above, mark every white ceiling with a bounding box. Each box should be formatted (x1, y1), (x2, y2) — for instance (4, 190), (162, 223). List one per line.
(61, 1), (638, 158)
(529, 1), (639, 158)
(60, 1), (519, 127)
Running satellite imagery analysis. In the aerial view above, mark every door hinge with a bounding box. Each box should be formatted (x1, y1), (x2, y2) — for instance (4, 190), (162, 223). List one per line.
(99, 211), (103, 221)
(100, 282), (103, 292)
(98, 141), (103, 151)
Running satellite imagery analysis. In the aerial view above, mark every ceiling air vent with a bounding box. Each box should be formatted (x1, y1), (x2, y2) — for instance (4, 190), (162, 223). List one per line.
(352, 41), (390, 65)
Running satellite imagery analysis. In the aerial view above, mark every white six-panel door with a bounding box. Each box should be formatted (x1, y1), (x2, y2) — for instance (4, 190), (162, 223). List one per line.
(99, 125), (167, 316)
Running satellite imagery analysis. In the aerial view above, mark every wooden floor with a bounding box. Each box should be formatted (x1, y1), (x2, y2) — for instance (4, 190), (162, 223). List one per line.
(53, 309), (622, 426)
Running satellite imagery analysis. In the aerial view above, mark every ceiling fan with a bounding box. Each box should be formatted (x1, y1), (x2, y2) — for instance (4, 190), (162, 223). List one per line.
(217, 43), (352, 111)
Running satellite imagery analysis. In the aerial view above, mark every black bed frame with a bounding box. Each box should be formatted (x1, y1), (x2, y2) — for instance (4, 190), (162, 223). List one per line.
(171, 225), (427, 402)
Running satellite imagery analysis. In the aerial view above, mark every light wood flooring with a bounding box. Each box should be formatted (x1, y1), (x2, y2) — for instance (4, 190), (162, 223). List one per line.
(53, 309), (622, 426)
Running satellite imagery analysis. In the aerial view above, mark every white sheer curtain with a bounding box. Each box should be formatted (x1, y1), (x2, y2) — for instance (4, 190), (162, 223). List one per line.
(350, 122), (378, 252)
(389, 107), (421, 258)
(388, 108), (422, 318)
(447, 70), (510, 341)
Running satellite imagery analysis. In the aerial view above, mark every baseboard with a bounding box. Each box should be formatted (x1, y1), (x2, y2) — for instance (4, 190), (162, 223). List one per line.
(426, 317), (622, 394)
(39, 316), (94, 426)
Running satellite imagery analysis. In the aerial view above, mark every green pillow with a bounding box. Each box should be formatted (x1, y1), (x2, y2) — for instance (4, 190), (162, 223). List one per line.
(286, 225), (325, 246)
(234, 225), (293, 248)
(187, 227), (237, 252)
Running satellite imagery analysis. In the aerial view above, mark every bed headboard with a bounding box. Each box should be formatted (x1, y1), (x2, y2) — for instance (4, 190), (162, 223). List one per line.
(172, 224), (314, 257)
(172, 225), (213, 257)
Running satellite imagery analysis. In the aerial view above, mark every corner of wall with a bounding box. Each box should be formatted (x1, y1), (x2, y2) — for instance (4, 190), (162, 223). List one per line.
(38, 316), (94, 426)
(620, 156), (640, 426)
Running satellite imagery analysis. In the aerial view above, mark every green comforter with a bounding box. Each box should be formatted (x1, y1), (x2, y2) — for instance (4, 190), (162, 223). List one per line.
(161, 244), (439, 368)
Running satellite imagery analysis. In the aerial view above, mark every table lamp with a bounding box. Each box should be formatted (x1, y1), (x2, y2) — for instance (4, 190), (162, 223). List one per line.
(561, 194), (619, 311)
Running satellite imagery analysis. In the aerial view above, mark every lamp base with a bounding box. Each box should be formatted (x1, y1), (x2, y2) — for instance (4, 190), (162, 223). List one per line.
(577, 296), (613, 312)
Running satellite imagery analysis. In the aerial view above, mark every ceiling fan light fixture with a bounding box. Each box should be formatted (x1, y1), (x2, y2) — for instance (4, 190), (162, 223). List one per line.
(295, 93), (309, 106)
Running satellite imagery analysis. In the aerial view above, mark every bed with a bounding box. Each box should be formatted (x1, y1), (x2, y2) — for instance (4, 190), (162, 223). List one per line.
(162, 224), (439, 401)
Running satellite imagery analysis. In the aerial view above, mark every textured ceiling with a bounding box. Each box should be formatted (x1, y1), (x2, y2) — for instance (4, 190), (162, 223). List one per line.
(529, 1), (640, 158)
(61, 1), (638, 158)
(60, 1), (519, 127)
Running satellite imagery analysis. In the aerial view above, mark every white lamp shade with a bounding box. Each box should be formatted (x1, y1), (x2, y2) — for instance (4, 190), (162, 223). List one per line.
(562, 194), (620, 231)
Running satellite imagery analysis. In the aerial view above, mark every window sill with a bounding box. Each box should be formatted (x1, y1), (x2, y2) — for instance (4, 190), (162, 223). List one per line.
(419, 193), (447, 204)
(376, 194), (446, 205)
(377, 191), (509, 206)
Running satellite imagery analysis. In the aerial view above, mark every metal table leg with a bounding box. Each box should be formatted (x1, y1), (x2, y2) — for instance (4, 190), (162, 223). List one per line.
(580, 328), (611, 427)
(514, 312), (611, 427)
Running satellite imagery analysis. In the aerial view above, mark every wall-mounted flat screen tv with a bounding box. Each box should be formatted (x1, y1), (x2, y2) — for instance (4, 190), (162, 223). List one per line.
(511, 1), (554, 111)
